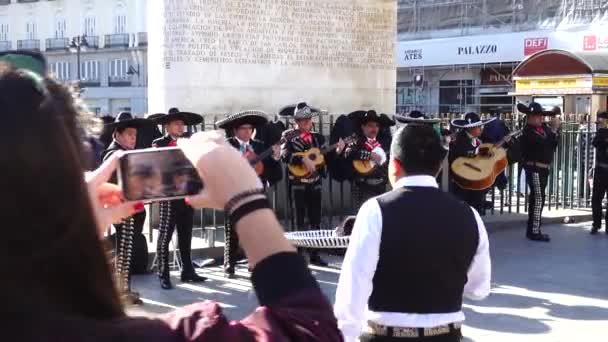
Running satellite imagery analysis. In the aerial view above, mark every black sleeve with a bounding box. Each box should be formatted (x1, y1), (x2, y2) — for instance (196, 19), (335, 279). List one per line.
(251, 252), (319, 306)
(344, 141), (371, 161)
(281, 140), (303, 165)
(262, 157), (283, 185)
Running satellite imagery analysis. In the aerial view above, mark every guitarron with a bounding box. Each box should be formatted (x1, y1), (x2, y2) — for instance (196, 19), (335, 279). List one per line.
(451, 130), (522, 191)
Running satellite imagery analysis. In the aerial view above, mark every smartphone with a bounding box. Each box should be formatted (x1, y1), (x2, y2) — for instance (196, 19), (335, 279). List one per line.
(118, 147), (203, 202)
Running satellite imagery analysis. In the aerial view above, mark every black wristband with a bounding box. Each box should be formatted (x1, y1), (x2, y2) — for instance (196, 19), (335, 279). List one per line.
(224, 188), (265, 214)
(229, 197), (271, 227)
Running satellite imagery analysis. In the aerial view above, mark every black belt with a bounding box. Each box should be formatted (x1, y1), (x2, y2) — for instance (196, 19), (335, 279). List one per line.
(366, 321), (462, 338)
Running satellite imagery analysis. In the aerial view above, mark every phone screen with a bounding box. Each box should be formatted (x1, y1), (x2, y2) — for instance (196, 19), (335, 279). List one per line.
(118, 147), (203, 202)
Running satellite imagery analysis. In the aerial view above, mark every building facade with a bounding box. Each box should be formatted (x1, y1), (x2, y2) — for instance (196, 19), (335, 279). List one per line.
(0, 0), (147, 116)
(396, 0), (608, 115)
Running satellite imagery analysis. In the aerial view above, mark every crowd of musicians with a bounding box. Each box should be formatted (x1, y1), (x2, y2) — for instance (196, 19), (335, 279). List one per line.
(99, 100), (608, 307)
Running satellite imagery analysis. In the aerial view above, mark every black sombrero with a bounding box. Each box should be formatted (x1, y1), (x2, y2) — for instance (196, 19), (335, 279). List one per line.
(145, 113), (166, 121)
(104, 111), (151, 131)
(348, 110), (395, 127)
(152, 107), (203, 126)
(216, 110), (269, 130)
(517, 102), (558, 116)
(394, 110), (441, 124)
(278, 102), (320, 119)
(451, 112), (496, 129)
(598, 111), (608, 120)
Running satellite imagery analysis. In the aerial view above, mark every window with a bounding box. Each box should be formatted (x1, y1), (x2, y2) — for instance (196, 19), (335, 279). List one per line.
(109, 59), (129, 77)
(0, 23), (8, 41)
(84, 16), (96, 36)
(114, 14), (126, 34)
(26, 21), (37, 40)
(54, 18), (66, 38)
(49, 61), (70, 81)
(81, 60), (100, 80)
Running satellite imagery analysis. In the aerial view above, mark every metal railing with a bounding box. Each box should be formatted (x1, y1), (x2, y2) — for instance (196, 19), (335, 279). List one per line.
(137, 32), (147, 46)
(0, 41), (11, 52)
(85, 36), (100, 49)
(146, 113), (595, 246)
(104, 33), (129, 48)
(80, 79), (101, 87)
(45, 38), (68, 51)
(17, 39), (40, 51)
(108, 75), (131, 87)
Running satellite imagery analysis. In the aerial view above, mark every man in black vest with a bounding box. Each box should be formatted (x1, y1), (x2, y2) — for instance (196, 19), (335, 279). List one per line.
(216, 110), (282, 277)
(591, 111), (608, 235)
(335, 124), (491, 342)
(344, 110), (395, 210)
(518, 103), (560, 242)
(151, 108), (207, 289)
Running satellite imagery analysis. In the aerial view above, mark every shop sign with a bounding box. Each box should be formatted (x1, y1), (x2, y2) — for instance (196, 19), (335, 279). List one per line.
(592, 76), (608, 87)
(584, 35), (608, 51)
(480, 68), (513, 85)
(524, 37), (548, 56)
(516, 77), (591, 91)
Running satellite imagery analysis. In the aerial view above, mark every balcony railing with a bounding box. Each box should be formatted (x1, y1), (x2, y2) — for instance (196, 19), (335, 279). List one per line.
(17, 39), (40, 51)
(17, 0), (39, 3)
(85, 36), (99, 49)
(104, 33), (129, 48)
(137, 32), (147, 46)
(0, 0), (11, 5)
(45, 37), (69, 51)
(0, 41), (11, 52)
(108, 75), (132, 87)
(80, 79), (101, 87)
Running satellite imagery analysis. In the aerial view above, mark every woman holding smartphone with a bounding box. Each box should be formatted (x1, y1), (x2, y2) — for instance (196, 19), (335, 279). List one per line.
(1, 52), (340, 341)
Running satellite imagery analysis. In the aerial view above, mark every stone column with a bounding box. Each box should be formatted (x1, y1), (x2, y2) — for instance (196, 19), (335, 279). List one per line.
(148, 0), (396, 115)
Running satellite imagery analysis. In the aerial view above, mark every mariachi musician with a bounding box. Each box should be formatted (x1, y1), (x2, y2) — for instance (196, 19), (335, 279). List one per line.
(101, 112), (151, 305)
(280, 102), (345, 267)
(449, 112), (496, 214)
(592, 111), (608, 235)
(517, 102), (560, 242)
(344, 110), (395, 209)
(216, 110), (282, 277)
(152, 108), (207, 289)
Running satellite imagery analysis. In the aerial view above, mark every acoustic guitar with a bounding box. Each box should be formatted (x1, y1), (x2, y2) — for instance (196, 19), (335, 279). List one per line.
(288, 135), (356, 179)
(353, 148), (387, 176)
(245, 130), (300, 176)
(451, 130), (522, 191)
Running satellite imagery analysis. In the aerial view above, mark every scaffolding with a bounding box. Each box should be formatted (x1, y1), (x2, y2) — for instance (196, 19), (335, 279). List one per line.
(398, 0), (608, 41)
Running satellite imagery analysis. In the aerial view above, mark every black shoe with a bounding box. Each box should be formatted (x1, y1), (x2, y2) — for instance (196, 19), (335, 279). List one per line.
(123, 291), (143, 305)
(224, 268), (235, 279)
(159, 275), (173, 290)
(527, 233), (551, 242)
(591, 226), (600, 235)
(181, 271), (207, 283)
(310, 255), (328, 267)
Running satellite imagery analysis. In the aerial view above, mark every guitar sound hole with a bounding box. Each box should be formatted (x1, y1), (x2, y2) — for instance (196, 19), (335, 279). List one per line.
(309, 154), (317, 161)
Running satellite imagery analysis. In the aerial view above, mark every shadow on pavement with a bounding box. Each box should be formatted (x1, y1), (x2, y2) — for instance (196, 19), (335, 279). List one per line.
(464, 307), (551, 334)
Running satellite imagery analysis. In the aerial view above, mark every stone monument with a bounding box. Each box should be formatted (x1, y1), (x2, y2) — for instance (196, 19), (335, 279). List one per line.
(148, 0), (397, 116)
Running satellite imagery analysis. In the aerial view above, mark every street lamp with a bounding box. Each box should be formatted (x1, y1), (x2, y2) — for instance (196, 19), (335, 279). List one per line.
(68, 35), (89, 83)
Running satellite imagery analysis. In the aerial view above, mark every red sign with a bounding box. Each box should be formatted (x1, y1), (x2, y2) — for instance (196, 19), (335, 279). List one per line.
(524, 37), (548, 56)
(584, 35), (597, 50)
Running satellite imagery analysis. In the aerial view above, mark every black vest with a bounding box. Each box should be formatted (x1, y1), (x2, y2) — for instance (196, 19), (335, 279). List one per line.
(368, 186), (479, 314)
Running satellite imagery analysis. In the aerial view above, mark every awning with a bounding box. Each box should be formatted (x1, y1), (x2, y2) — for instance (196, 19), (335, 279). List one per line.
(512, 49), (608, 95)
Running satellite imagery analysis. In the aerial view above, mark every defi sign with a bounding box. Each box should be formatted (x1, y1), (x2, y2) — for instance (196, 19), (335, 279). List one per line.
(524, 37), (548, 56)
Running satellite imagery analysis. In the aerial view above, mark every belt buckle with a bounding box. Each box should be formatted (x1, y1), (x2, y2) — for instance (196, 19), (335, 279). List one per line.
(393, 327), (419, 338)
(423, 325), (450, 336)
(366, 321), (388, 336)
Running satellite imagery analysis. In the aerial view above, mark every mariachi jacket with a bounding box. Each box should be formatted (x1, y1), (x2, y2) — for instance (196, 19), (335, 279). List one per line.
(281, 129), (326, 185)
(343, 135), (389, 185)
(449, 130), (482, 165)
(227, 137), (283, 186)
(593, 128), (608, 169)
(520, 124), (559, 172)
(101, 141), (127, 184)
(152, 135), (177, 148)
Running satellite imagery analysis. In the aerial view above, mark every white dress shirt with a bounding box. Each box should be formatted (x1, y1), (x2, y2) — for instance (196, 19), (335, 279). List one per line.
(334, 175), (491, 342)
